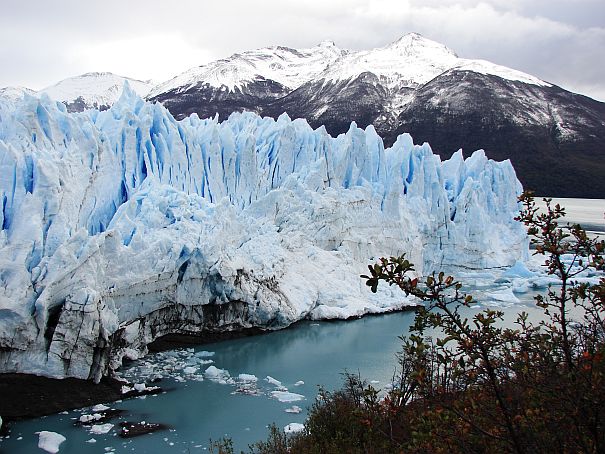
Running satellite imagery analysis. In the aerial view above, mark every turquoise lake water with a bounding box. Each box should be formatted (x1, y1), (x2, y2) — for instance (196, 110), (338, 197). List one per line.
(0, 301), (549, 454)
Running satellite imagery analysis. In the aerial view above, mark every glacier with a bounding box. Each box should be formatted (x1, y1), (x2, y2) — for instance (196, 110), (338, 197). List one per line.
(0, 84), (527, 381)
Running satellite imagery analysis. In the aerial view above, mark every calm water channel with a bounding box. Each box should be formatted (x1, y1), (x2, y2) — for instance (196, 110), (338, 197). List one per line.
(0, 198), (602, 453)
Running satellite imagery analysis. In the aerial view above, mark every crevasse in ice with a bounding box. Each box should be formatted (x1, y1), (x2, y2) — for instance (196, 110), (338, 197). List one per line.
(0, 83), (527, 380)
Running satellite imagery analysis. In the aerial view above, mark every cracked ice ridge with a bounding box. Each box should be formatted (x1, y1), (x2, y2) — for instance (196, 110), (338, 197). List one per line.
(0, 83), (528, 380)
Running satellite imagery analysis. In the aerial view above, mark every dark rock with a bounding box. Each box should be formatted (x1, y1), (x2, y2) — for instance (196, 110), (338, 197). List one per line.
(0, 373), (122, 421)
(119, 421), (169, 438)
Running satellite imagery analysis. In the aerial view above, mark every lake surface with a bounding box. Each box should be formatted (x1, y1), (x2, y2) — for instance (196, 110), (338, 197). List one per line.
(0, 302), (548, 454)
(535, 197), (604, 235)
(1, 198), (602, 453)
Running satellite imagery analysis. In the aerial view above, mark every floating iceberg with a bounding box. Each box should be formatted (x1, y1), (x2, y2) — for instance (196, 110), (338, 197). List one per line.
(284, 422), (305, 434)
(271, 391), (305, 403)
(0, 84), (527, 381)
(36, 431), (66, 453)
(89, 423), (113, 435)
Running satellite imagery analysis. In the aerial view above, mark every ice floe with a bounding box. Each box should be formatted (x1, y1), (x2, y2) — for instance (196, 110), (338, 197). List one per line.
(36, 431), (66, 453)
(284, 423), (305, 434)
(285, 406), (303, 414)
(271, 391), (305, 403)
(89, 424), (114, 435)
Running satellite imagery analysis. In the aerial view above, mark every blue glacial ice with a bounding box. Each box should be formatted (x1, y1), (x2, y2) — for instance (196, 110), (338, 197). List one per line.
(0, 84), (528, 380)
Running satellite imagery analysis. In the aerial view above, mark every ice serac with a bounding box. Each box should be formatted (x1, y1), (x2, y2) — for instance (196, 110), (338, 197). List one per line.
(0, 85), (527, 381)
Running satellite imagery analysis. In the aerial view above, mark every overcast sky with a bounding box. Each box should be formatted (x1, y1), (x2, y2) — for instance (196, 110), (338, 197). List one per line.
(1, 0), (604, 101)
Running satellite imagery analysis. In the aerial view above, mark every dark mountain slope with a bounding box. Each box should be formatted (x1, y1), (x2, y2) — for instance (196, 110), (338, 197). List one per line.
(150, 78), (289, 120)
(262, 72), (390, 135)
(386, 70), (605, 198)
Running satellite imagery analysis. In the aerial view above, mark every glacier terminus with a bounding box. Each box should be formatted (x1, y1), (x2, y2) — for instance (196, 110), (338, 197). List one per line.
(0, 84), (528, 381)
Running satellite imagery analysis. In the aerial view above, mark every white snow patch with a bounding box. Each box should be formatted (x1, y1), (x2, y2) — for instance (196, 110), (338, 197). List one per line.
(40, 72), (152, 109)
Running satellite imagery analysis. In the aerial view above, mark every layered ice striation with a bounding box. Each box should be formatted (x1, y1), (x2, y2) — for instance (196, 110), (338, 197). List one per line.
(0, 84), (527, 381)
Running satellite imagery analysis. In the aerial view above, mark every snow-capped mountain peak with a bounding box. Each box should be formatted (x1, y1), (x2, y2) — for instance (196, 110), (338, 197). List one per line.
(317, 39), (338, 49)
(147, 42), (346, 97)
(0, 86), (36, 104)
(384, 32), (458, 58)
(39, 72), (153, 112)
(318, 32), (548, 90)
(147, 32), (551, 101)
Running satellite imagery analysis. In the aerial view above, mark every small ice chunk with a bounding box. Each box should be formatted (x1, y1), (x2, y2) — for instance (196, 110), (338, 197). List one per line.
(284, 423), (305, 434)
(270, 391), (305, 402)
(92, 404), (110, 412)
(86, 438), (97, 443)
(195, 351), (215, 358)
(204, 365), (230, 380)
(134, 383), (146, 392)
(36, 431), (66, 453)
(90, 423), (114, 434)
(121, 385), (133, 394)
(265, 376), (282, 387)
(370, 380), (380, 384)
(294, 381), (304, 386)
(238, 374), (258, 382)
(285, 405), (302, 414)
(504, 261), (535, 278)
(485, 287), (520, 303)
(512, 279), (530, 294)
(183, 366), (197, 374)
(79, 414), (102, 423)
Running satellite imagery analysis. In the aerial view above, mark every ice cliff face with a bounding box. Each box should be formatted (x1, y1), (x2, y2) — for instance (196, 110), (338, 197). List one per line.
(0, 85), (527, 381)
